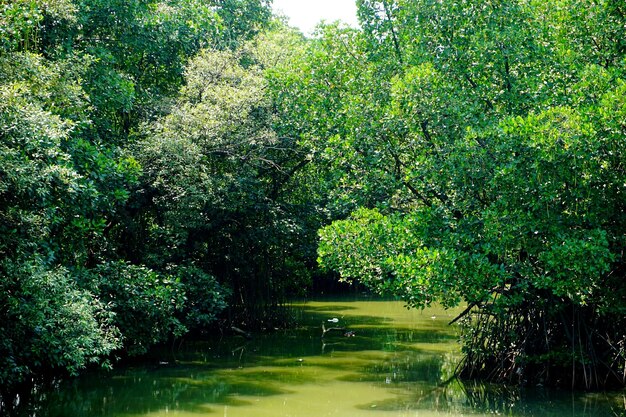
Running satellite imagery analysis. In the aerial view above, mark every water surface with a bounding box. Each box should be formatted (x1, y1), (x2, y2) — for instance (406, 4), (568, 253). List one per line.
(27, 299), (626, 416)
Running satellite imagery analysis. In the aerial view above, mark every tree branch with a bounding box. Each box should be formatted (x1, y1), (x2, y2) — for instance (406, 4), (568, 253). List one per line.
(449, 302), (479, 325)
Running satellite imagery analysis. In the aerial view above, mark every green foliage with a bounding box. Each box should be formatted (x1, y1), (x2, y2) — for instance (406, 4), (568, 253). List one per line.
(167, 264), (229, 329)
(8, 0), (624, 393)
(136, 47), (274, 241)
(1, 0), (274, 390)
(0, 50), (127, 387)
(133, 32), (316, 324)
(0, 0), (44, 52)
(0, 261), (120, 386)
(80, 262), (186, 356)
(319, 207), (505, 309)
(268, 23), (401, 217)
(0, 52), (83, 262)
(309, 0), (626, 388)
(213, 0), (273, 48)
(66, 0), (221, 141)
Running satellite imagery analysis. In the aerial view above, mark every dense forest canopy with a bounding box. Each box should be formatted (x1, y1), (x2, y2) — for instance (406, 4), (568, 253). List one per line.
(1, 0), (624, 397)
(315, 0), (626, 389)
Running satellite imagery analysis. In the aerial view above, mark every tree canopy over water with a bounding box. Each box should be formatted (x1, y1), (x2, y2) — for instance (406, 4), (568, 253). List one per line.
(1, 0), (625, 394)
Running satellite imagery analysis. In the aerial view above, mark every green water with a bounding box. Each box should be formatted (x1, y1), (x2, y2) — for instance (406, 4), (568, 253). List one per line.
(23, 299), (626, 416)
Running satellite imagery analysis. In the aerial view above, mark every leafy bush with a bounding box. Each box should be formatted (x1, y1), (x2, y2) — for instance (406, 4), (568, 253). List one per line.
(81, 262), (186, 356)
(0, 261), (120, 387)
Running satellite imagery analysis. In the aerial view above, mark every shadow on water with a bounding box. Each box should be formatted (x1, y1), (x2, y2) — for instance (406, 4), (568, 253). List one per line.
(355, 379), (626, 417)
(40, 368), (295, 416)
(4, 298), (626, 417)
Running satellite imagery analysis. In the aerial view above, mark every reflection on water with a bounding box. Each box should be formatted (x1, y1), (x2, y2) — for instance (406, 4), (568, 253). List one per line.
(7, 299), (626, 416)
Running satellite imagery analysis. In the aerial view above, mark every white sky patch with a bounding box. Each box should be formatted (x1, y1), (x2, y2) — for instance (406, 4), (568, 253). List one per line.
(272, 0), (359, 35)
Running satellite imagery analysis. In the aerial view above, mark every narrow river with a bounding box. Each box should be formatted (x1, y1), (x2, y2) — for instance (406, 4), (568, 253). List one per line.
(22, 299), (626, 416)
